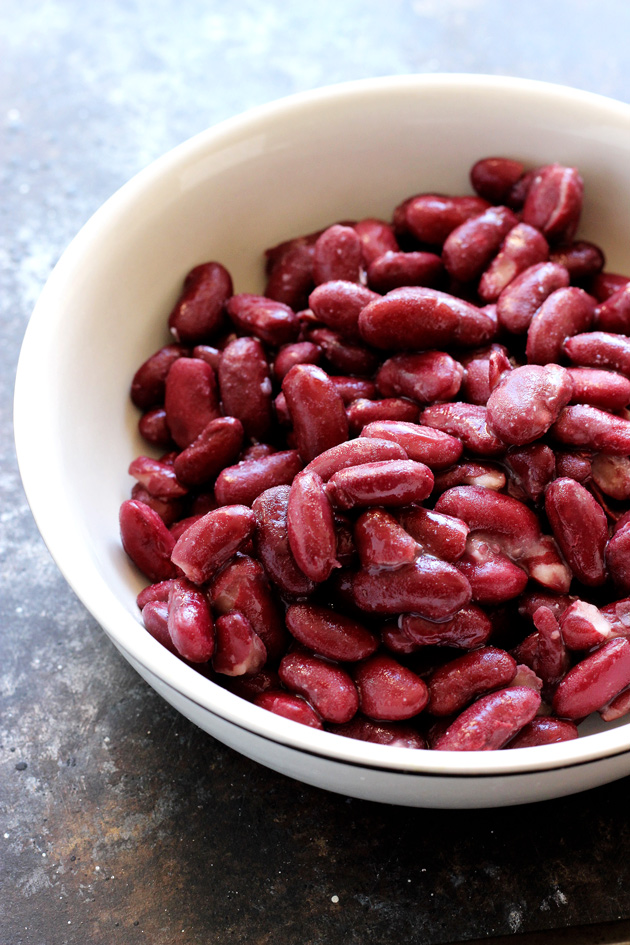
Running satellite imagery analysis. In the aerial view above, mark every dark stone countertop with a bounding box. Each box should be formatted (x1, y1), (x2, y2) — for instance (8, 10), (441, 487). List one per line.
(4, 3), (630, 943)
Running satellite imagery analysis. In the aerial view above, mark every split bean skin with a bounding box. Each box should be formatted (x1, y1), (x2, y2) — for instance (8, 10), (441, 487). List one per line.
(121, 154), (630, 752)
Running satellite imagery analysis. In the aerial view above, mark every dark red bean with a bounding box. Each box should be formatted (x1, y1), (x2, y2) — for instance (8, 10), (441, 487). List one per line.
(168, 262), (232, 344)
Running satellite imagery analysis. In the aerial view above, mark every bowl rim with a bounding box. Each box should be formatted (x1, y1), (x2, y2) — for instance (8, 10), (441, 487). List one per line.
(14, 71), (630, 780)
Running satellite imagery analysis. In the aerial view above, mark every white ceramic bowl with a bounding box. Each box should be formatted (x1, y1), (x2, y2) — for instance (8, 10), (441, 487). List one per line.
(15, 74), (630, 808)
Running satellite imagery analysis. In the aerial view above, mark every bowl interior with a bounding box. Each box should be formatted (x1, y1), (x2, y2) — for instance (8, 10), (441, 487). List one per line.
(14, 74), (630, 778)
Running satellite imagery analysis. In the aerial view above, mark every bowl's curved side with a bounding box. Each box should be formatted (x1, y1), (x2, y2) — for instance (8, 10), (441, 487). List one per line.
(14, 73), (630, 802)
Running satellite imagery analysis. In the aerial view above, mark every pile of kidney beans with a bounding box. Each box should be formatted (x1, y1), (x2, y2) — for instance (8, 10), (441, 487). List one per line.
(120, 156), (630, 752)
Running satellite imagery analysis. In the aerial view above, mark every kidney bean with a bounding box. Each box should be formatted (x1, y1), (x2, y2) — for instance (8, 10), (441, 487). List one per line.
(354, 508), (419, 572)
(279, 650), (359, 724)
(215, 450), (303, 507)
(330, 376), (377, 403)
(565, 330), (630, 377)
(522, 163), (583, 243)
(353, 654), (428, 721)
(545, 477), (608, 586)
(286, 470), (339, 582)
(282, 364), (348, 463)
(486, 363), (573, 445)
(131, 343), (187, 410)
(136, 578), (176, 610)
(172, 416), (244, 487)
(434, 686), (541, 751)
(164, 357), (221, 449)
(487, 347), (512, 392)
(119, 499), (177, 582)
(381, 621), (420, 654)
(526, 286), (596, 364)
(138, 407), (173, 448)
(130, 483), (185, 527)
(360, 420), (463, 469)
(309, 280), (381, 341)
(506, 168), (535, 210)
(142, 600), (179, 655)
(222, 667), (282, 701)
(128, 455), (188, 499)
(551, 404), (630, 454)
(531, 605), (570, 694)
(428, 647), (517, 717)
(303, 437), (406, 483)
(168, 262), (232, 345)
(552, 637), (630, 719)
(212, 612), (267, 677)
(433, 461), (506, 493)
(171, 505), (256, 585)
(358, 287), (496, 351)
(554, 449), (593, 483)
(400, 194), (490, 245)
(442, 205), (518, 284)
(599, 686), (630, 722)
(341, 555), (472, 620)
(460, 344), (509, 405)
(264, 240), (315, 311)
(313, 224), (363, 285)
(455, 536), (529, 604)
(506, 717), (579, 748)
(252, 486), (317, 599)
(559, 599), (613, 650)
(218, 336), (273, 441)
(285, 604), (378, 662)
(518, 590), (577, 623)
(595, 283), (630, 335)
(592, 453), (630, 501)
(590, 272), (630, 303)
(272, 341), (322, 383)
(329, 716), (426, 749)
(367, 250), (444, 293)
(497, 261), (570, 334)
(606, 523), (630, 592)
(397, 506), (468, 561)
(305, 326), (380, 376)
(225, 293), (300, 346)
(401, 605), (492, 650)
(376, 351), (464, 404)
(192, 344), (222, 371)
(255, 691), (324, 729)
(568, 367), (630, 412)
(550, 240), (605, 282)
(353, 217), (399, 264)
(478, 223), (548, 302)
(504, 444), (556, 504)
(420, 403), (506, 456)
(167, 578), (215, 663)
(325, 459), (434, 511)
(347, 397), (420, 435)
(471, 157), (525, 204)
(209, 554), (288, 662)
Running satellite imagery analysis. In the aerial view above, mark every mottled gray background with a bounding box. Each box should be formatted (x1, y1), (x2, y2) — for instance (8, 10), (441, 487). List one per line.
(4, 2), (630, 944)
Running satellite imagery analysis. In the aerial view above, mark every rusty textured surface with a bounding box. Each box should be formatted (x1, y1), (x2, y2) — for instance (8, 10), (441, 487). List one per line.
(4, 2), (630, 943)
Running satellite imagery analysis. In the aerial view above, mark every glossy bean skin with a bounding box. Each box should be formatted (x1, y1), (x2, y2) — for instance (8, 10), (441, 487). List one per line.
(397, 506), (468, 561)
(496, 261), (570, 334)
(455, 537), (529, 605)
(427, 647), (517, 717)
(486, 364), (573, 445)
(354, 655), (428, 721)
(599, 687), (630, 722)
(564, 330), (630, 377)
(360, 420), (463, 469)
(131, 343), (187, 410)
(399, 193), (490, 245)
(559, 599), (613, 651)
(305, 326), (380, 376)
(551, 404), (630, 454)
(329, 716), (426, 749)
(568, 367), (630, 411)
(340, 555), (472, 621)
(353, 217), (399, 264)
(264, 239), (315, 311)
(287, 470), (339, 582)
(225, 293), (299, 347)
(282, 364), (349, 463)
(214, 450), (303, 507)
(367, 250), (444, 293)
(313, 224), (363, 285)
(209, 554), (288, 662)
(308, 280), (380, 341)
(358, 287), (496, 351)
(171, 505), (257, 585)
(141, 600), (179, 655)
(346, 397), (420, 435)
(401, 605), (492, 649)
(590, 272), (630, 303)
(212, 612), (267, 676)
(549, 240), (605, 282)
(442, 206), (519, 283)
(119, 499), (177, 582)
(285, 604), (378, 662)
(173, 416), (244, 487)
(130, 483), (185, 528)
(252, 486), (317, 599)
(506, 717), (579, 748)
(354, 508), (419, 571)
(304, 437), (407, 482)
(168, 262), (232, 344)
(255, 691), (324, 729)
(531, 605), (570, 694)
(504, 444), (556, 504)
(164, 357), (221, 449)
(552, 638), (630, 719)
(522, 163), (584, 243)
(273, 341), (322, 382)
(606, 523), (630, 592)
(433, 687), (541, 751)
(595, 283), (630, 334)
(478, 222), (548, 302)
(376, 351), (464, 404)
(138, 406), (173, 448)
(526, 286), (596, 365)
(128, 455), (188, 499)
(325, 459), (434, 510)
(420, 403), (506, 457)
(470, 157), (525, 204)
(218, 336), (274, 441)
(330, 375), (377, 404)
(167, 578), (215, 663)
(545, 478), (608, 586)
(279, 650), (359, 723)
